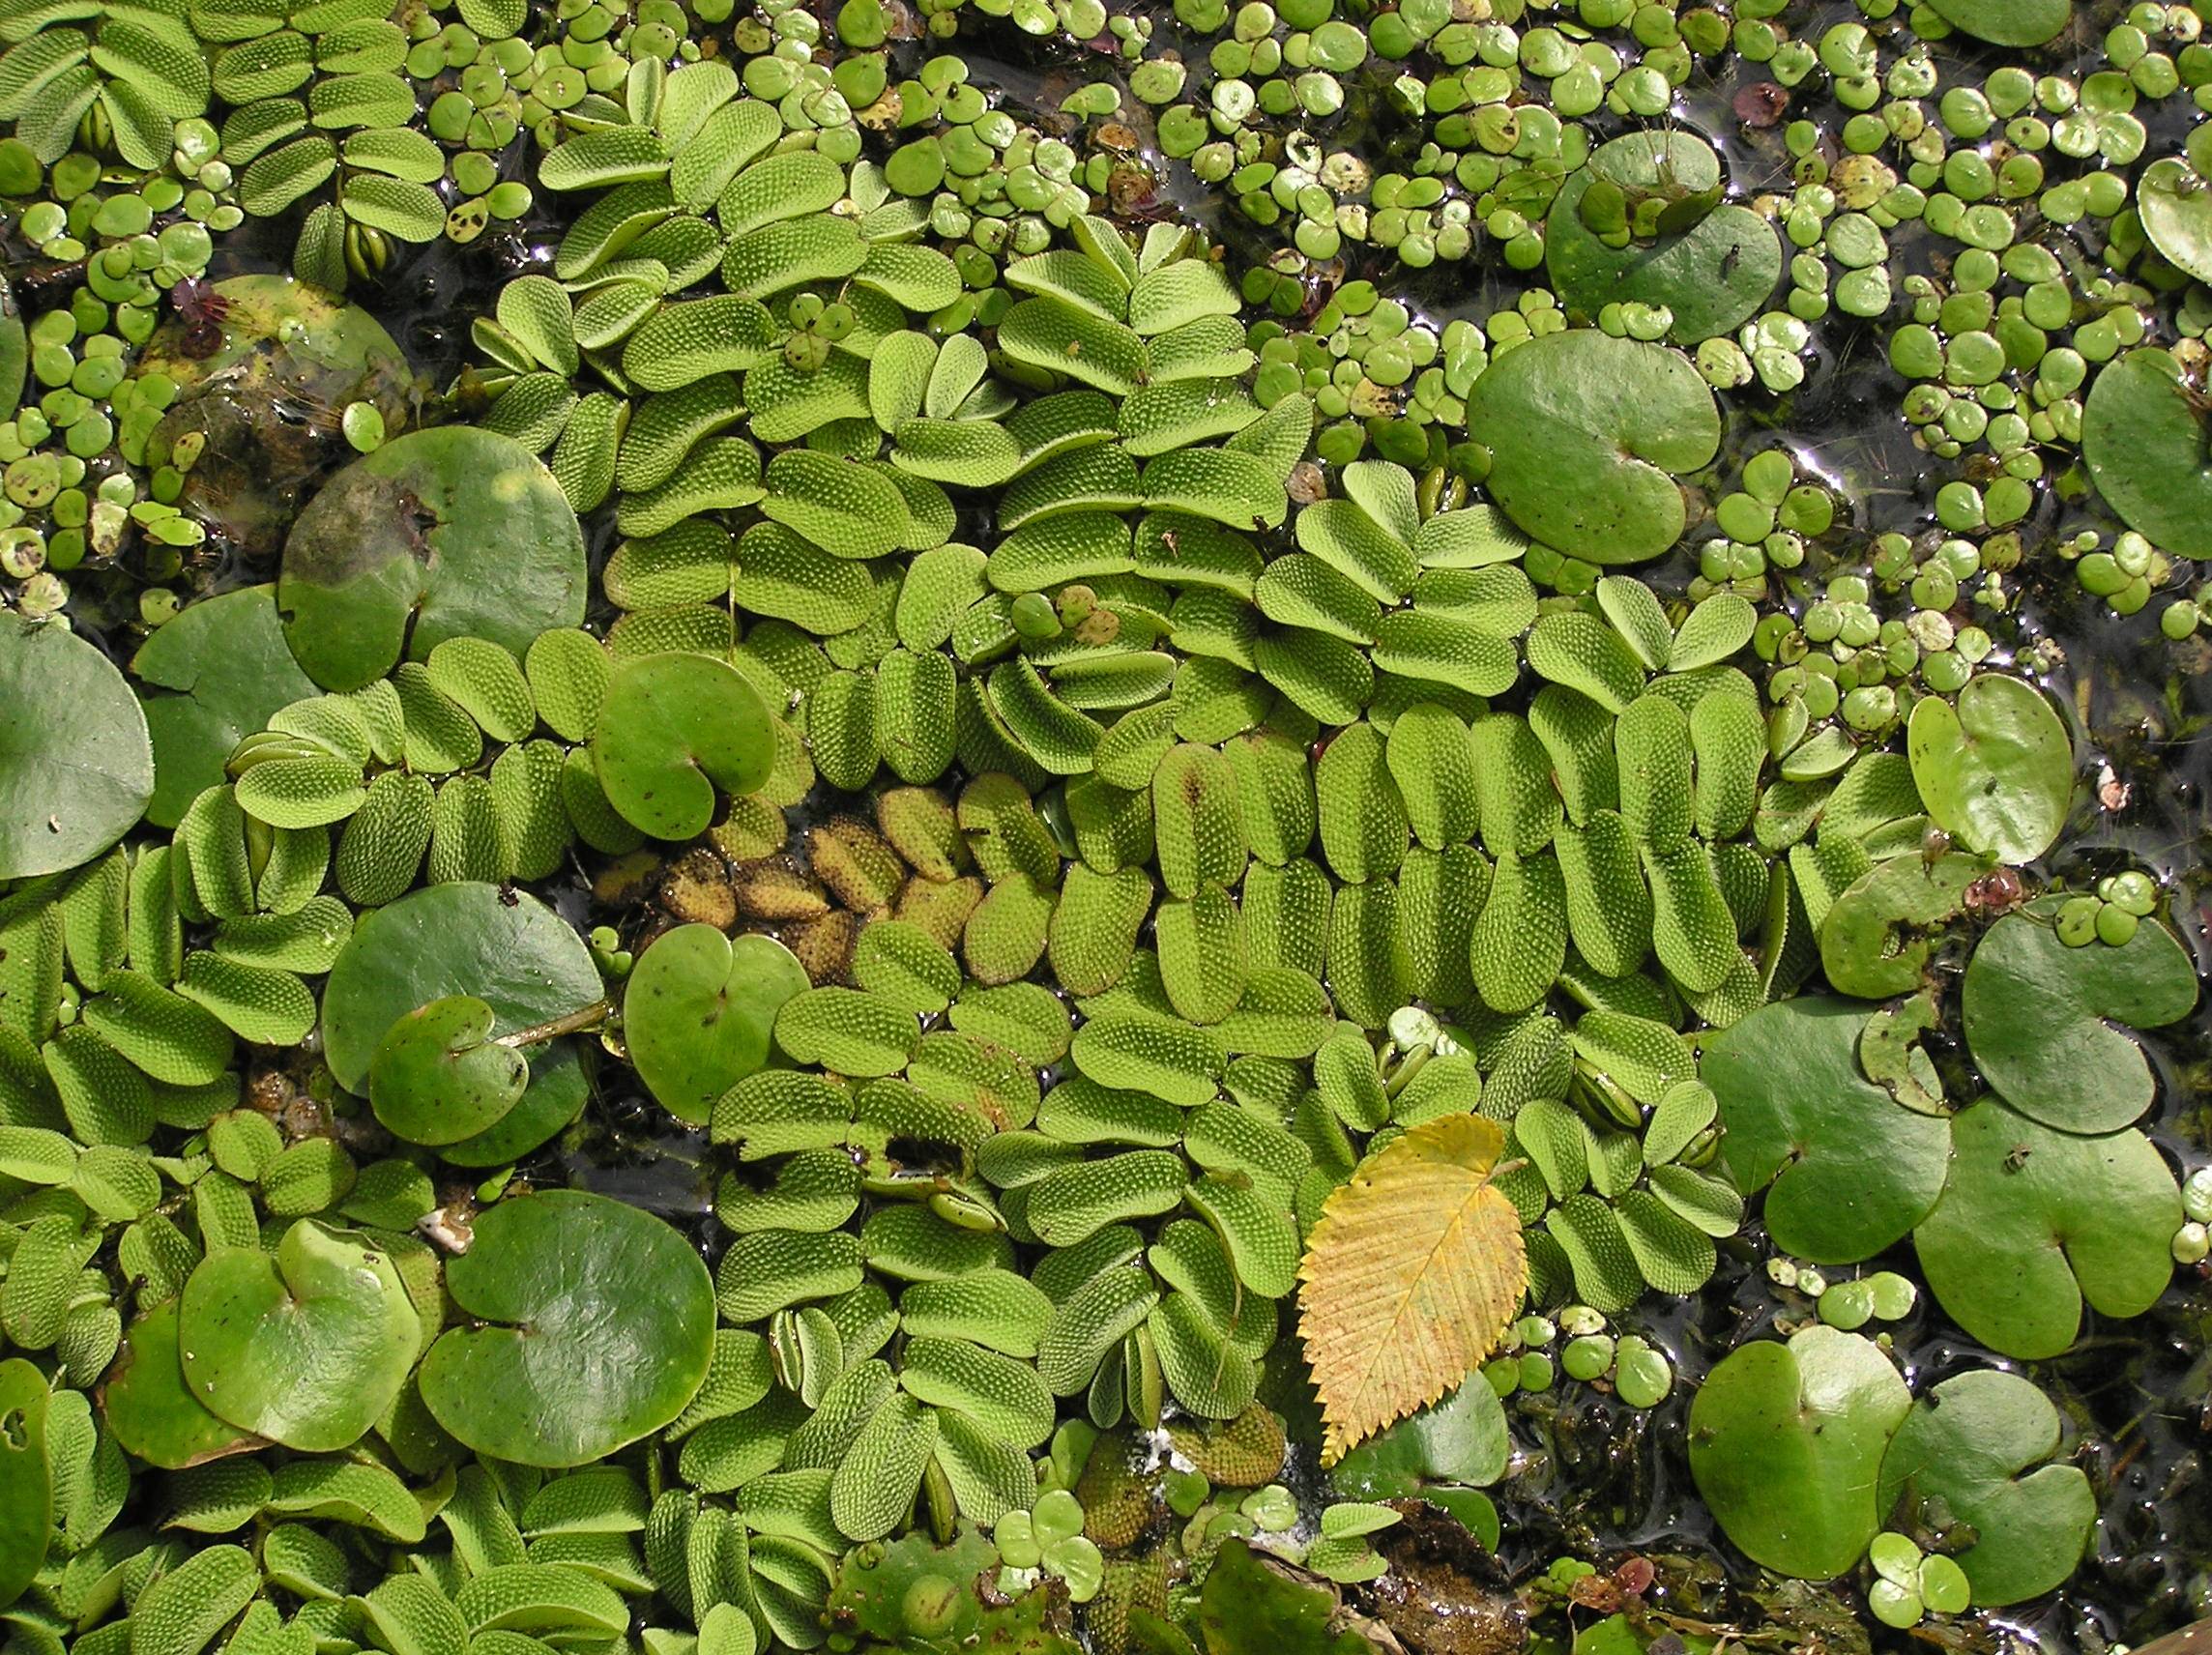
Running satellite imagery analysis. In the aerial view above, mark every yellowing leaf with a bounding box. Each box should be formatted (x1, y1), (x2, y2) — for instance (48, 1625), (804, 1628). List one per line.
(1296, 1114), (1528, 1465)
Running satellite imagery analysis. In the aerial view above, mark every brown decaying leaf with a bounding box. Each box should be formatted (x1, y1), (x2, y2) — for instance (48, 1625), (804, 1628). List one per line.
(1296, 1114), (1528, 1466)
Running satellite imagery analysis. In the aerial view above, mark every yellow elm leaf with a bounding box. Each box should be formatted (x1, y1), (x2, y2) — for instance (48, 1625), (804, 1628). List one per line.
(1295, 1113), (1528, 1465)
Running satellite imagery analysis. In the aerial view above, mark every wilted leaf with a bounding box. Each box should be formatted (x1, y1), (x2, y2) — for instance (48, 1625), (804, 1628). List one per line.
(1296, 1114), (1527, 1465)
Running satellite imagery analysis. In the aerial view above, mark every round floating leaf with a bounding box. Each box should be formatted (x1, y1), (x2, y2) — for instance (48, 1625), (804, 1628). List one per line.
(591, 653), (775, 840)
(2139, 158), (2212, 286)
(1546, 131), (1782, 343)
(1906, 676), (2070, 865)
(625, 926), (810, 1124)
(1703, 998), (1949, 1263)
(278, 427), (587, 690)
(1327, 1376), (1509, 1499)
(0, 615), (154, 880)
(367, 995), (528, 1147)
(1817, 852), (1979, 1000)
(0, 1356), (48, 1610)
(178, 1219), (422, 1453)
(2081, 348), (2212, 561)
(1687, 1325), (1910, 1581)
(100, 1299), (261, 1469)
(131, 586), (320, 829)
(1923, 0), (2069, 45)
(1914, 1099), (2180, 1360)
(1876, 1370), (2094, 1608)
(319, 881), (601, 1148)
(1962, 912), (2197, 1134)
(419, 1189), (715, 1466)
(1463, 330), (1720, 565)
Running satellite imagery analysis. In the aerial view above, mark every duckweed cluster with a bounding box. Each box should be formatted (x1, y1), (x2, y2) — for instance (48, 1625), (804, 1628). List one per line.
(2, 0), (2211, 1652)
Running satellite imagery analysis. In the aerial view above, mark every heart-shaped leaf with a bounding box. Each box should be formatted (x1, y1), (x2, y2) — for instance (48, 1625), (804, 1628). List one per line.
(0, 1357), (48, 1610)
(419, 1189), (715, 1466)
(320, 883), (601, 1165)
(1546, 132), (1782, 344)
(1906, 676), (2070, 865)
(1327, 1376), (1509, 1499)
(368, 995), (529, 1147)
(1818, 853), (1979, 1001)
(625, 926), (811, 1124)
(1687, 1325), (1910, 1580)
(178, 1219), (422, 1453)
(101, 1298), (262, 1470)
(278, 426), (587, 690)
(2081, 347), (2212, 561)
(1923, 0), (2068, 44)
(1962, 911), (2197, 1134)
(1463, 330), (1720, 565)
(2139, 158), (2212, 286)
(0, 615), (155, 880)
(1877, 1370), (2094, 1608)
(131, 586), (320, 829)
(591, 652), (776, 840)
(1913, 1099), (2179, 1360)
(1704, 998), (1950, 1263)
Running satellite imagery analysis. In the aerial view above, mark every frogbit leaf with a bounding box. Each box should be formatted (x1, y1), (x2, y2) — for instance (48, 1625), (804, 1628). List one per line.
(625, 926), (811, 1124)
(278, 428), (587, 691)
(1687, 1325), (1911, 1581)
(1462, 330), (1720, 566)
(0, 615), (155, 880)
(178, 1220), (422, 1453)
(1906, 675), (2070, 865)
(1961, 911), (2197, 1134)
(419, 1189), (715, 1466)
(0, 1357), (48, 1609)
(592, 652), (776, 840)
(367, 994), (529, 1147)
(1704, 997), (1950, 1264)
(1296, 1114), (1527, 1466)
(1876, 1370), (2095, 1608)
(1913, 1099), (2180, 1361)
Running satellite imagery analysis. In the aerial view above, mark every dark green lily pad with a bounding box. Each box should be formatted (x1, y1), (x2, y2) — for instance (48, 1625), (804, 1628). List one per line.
(1329, 1376), (1509, 1498)
(0, 615), (154, 881)
(1924, 0), (2070, 45)
(320, 883), (601, 1163)
(1687, 1325), (1909, 1581)
(100, 1299), (262, 1470)
(1200, 1538), (1382, 1655)
(1818, 853), (1979, 1000)
(2081, 348), (2212, 561)
(1464, 331), (1720, 565)
(278, 426), (587, 690)
(418, 1189), (715, 1466)
(1906, 676), (2070, 865)
(1876, 1370), (2094, 1608)
(1546, 132), (1782, 344)
(624, 925), (811, 1125)
(1704, 998), (1949, 1264)
(1962, 912), (2197, 1135)
(368, 995), (529, 1147)
(0, 1357), (48, 1610)
(1914, 1099), (2180, 1360)
(591, 653), (777, 841)
(2139, 158), (2212, 286)
(131, 586), (320, 829)
(178, 1220), (422, 1453)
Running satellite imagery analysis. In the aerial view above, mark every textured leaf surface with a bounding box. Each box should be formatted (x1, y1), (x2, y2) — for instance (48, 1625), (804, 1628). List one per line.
(1296, 1115), (1526, 1464)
